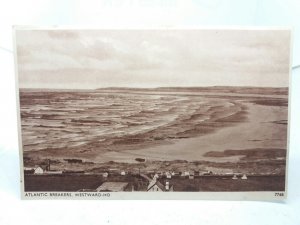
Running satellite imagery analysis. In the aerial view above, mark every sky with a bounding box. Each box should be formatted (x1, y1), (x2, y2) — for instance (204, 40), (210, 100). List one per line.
(15, 29), (291, 89)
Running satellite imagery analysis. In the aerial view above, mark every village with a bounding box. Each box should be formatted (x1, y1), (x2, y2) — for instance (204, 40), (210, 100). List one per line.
(22, 159), (284, 192)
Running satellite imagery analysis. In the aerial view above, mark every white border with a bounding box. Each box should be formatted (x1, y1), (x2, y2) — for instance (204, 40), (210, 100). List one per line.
(21, 191), (286, 201)
(13, 26), (292, 201)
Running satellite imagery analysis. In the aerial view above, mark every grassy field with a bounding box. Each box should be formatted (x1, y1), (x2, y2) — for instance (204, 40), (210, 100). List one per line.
(24, 174), (285, 192)
(24, 174), (148, 192)
(24, 174), (104, 192)
(159, 175), (285, 192)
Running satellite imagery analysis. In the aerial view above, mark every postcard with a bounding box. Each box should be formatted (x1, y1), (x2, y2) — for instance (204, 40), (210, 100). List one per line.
(13, 28), (291, 200)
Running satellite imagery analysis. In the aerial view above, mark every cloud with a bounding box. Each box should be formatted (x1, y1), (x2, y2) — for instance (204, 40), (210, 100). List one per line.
(16, 29), (291, 88)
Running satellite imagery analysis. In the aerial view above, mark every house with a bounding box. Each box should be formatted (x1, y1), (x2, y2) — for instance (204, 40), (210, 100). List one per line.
(232, 174), (238, 180)
(147, 179), (165, 192)
(202, 170), (213, 176)
(147, 177), (173, 192)
(173, 172), (180, 176)
(33, 161), (52, 175)
(165, 181), (174, 191)
(102, 172), (109, 178)
(241, 174), (248, 180)
(183, 171), (190, 177)
(96, 182), (128, 192)
(165, 172), (172, 179)
(34, 166), (44, 174)
(189, 171), (195, 179)
(120, 171), (126, 176)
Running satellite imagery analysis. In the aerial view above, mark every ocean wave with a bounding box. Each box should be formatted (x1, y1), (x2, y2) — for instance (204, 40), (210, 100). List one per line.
(20, 91), (246, 152)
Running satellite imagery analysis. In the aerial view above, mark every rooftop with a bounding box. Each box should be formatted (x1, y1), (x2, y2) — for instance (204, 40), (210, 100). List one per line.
(96, 182), (128, 192)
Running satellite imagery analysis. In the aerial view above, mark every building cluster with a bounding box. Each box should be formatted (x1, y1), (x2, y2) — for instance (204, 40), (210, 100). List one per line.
(24, 164), (248, 181)
(24, 160), (63, 175)
(24, 162), (248, 192)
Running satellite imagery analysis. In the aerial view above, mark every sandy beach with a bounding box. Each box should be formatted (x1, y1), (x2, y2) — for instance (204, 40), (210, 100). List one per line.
(96, 102), (287, 163)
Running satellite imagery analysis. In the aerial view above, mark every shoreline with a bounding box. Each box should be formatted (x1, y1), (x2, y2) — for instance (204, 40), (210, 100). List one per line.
(94, 102), (287, 163)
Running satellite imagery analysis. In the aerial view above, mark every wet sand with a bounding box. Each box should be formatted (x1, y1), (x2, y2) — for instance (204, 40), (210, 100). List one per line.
(97, 102), (287, 163)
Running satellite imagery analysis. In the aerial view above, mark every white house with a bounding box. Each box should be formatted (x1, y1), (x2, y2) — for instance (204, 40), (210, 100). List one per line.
(147, 179), (165, 192)
(184, 171), (190, 177)
(201, 170), (213, 176)
(147, 177), (174, 192)
(232, 174), (238, 180)
(241, 174), (248, 180)
(102, 172), (109, 178)
(120, 171), (126, 176)
(189, 171), (195, 179)
(34, 166), (44, 174)
(165, 172), (172, 179)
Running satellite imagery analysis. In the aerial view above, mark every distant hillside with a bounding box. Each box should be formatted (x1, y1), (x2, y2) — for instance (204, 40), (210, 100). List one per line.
(20, 86), (288, 96)
(96, 86), (288, 96)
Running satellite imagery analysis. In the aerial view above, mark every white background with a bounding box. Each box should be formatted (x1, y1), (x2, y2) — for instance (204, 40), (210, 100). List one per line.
(0, 1), (299, 225)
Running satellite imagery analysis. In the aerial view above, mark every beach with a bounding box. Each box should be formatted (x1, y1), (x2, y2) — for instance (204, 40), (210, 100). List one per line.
(20, 87), (288, 168)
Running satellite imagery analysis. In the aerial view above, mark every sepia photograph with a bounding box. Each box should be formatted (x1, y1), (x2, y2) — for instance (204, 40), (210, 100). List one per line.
(14, 28), (291, 199)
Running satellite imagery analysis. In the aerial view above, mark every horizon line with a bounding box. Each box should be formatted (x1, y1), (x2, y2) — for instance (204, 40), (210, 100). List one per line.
(19, 85), (289, 90)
